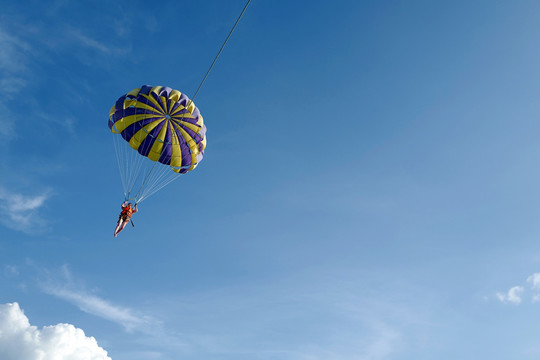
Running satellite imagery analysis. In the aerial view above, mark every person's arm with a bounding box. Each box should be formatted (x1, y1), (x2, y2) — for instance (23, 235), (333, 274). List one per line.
(121, 201), (128, 208)
(133, 204), (138, 213)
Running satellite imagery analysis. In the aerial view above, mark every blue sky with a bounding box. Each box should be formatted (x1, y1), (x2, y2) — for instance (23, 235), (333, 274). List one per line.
(2, 0), (540, 359)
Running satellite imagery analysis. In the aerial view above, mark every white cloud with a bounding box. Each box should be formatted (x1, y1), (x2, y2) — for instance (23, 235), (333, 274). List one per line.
(527, 273), (540, 302)
(0, 302), (111, 360)
(0, 187), (50, 234)
(527, 273), (540, 290)
(40, 266), (159, 333)
(494, 273), (540, 304)
(496, 286), (524, 305)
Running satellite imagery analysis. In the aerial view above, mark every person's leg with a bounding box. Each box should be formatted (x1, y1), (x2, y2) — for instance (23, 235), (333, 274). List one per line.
(114, 220), (125, 237)
(119, 221), (128, 232)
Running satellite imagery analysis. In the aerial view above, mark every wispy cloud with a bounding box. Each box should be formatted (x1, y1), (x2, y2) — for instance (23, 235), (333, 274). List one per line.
(150, 273), (417, 360)
(0, 26), (31, 139)
(0, 77), (27, 97)
(68, 28), (130, 56)
(361, 322), (402, 360)
(0, 18), (129, 142)
(4, 265), (19, 277)
(45, 287), (155, 332)
(38, 113), (76, 136)
(0, 187), (50, 234)
(0, 26), (30, 74)
(39, 265), (160, 333)
(70, 29), (112, 53)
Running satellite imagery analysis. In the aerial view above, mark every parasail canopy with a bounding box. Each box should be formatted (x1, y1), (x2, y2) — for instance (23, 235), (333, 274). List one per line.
(109, 85), (207, 203)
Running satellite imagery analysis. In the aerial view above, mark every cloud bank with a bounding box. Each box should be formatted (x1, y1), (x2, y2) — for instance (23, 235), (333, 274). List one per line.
(0, 302), (111, 360)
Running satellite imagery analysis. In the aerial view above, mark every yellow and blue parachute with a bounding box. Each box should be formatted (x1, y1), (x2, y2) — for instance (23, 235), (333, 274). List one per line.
(109, 85), (207, 203)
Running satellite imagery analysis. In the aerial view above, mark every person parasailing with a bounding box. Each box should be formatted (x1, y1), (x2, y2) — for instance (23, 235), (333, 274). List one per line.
(114, 201), (138, 237)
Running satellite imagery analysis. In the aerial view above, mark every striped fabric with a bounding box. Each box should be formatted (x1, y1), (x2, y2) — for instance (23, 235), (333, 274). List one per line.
(109, 85), (206, 174)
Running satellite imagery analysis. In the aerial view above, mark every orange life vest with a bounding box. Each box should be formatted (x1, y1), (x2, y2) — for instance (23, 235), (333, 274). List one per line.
(121, 206), (134, 218)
